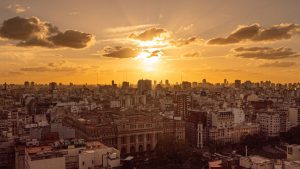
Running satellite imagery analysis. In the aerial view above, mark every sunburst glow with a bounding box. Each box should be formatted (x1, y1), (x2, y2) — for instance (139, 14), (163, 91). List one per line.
(132, 36), (170, 72)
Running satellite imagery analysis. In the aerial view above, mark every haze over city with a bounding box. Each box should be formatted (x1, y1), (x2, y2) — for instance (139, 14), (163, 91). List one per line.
(2, 1), (300, 169)
(1, 0), (300, 84)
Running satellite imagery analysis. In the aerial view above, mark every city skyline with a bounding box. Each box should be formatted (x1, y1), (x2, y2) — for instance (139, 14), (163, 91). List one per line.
(1, 0), (300, 83)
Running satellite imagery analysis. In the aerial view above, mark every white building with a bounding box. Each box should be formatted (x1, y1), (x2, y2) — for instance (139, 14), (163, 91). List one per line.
(79, 141), (120, 169)
(288, 106), (300, 127)
(287, 144), (300, 161)
(209, 111), (234, 144)
(230, 108), (245, 126)
(240, 155), (273, 169)
(258, 110), (280, 137)
(24, 140), (121, 169)
(25, 146), (66, 169)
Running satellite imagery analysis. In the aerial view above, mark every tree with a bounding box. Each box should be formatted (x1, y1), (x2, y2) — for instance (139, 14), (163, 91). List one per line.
(154, 135), (192, 168)
(281, 126), (300, 144)
(241, 134), (267, 149)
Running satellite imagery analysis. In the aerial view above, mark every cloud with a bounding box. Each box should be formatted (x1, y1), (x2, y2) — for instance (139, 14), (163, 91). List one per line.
(7, 4), (30, 13)
(253, 24), (300, 41)
(20, 60), (87, 72)
(170, 37), (203, 47)
(232, 47), (300, 59)
(207, 23), (300, 45)
(69, 11), (79, 16)
(129, 27), (168, 41)
(259, 61), (296, 68)
(0, 16), (95, 49)
(1, 71), (24, 77)
(20, 66), (51, 72)
(176, 24), (194, 34)
(49, 30), (95, 49)
(145, 50), (163, 58)
(106, 24), (158, 34)
(103, 46), (140, 58)
(184, 52), (201, 57)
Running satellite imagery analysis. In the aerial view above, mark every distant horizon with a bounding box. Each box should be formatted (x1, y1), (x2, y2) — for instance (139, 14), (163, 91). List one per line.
(1, 0), (300, 84)
(1, 79), (300, 86)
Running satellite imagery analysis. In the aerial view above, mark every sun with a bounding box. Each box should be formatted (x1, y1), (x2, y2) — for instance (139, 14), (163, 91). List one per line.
(131, 36), (171, 72)
(135, 48), (161, 72)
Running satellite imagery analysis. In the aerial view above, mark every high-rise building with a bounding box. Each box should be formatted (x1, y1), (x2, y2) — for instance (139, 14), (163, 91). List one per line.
(165, 80), (170, 87)
(122, 81), (130, 89)
(175, 93), (192, 119)
(137, 79), (152, 93)
(49, 82), (57, 90)
(111, 80), (117, 88)
(258, 110), (280, 137)
(288, 106), (300, 127)
(224, 79), (228, 85)
(24, 81), (30, 88)
(185, 110), (208, 148)
(235, 80), (241, 88)
(202, 79), (207, 88)
(182, 81), (192, 90)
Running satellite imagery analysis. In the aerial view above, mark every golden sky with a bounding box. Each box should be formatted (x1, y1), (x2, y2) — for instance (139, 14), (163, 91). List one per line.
(1, 0), (300, 84)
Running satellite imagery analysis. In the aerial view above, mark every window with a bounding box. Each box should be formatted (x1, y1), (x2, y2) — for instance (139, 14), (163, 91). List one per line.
(147, 134), (151, 141)
(138, 135), (143, 142)
(82, 161), (85, 166)
(121, 137), (126, 144)
(130, 135), (135, 143)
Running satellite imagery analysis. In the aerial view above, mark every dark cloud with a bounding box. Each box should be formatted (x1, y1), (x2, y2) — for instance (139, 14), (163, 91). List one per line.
(0, 16), (50, 40)
(18, 37), (55, 48)
(253, 24), (300, 41)
(233, 47), (300, 59)
(207, 23), (300, 45)
(129, 28), (168, 41)
(184, 52), (200, 57)
(103, 46), (140, 58)
(0, 16), (94, 49)
(170, 37), (203, 47)
(260, 61), (296, 68)
(208, 24), (260, 45)
(49, 30), (94, 49)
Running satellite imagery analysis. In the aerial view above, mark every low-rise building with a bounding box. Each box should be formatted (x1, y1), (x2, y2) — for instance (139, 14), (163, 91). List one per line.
(287, 144), (300, 161)
(24, 140), (121, 169)
(25, 146), (66, 169)
(239, 155), (273, 169)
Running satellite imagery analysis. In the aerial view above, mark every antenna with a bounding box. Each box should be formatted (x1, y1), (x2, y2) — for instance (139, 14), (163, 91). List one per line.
(97, 71), (99, 85)
(181, 71), (183, 83)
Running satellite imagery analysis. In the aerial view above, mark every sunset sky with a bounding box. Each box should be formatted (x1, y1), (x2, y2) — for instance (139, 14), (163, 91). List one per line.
(1, 0), (300, 84)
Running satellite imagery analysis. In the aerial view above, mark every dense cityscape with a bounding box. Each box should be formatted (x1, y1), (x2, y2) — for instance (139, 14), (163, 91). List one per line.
(1, 79), (300, 169)
(1, 0), (300, 168)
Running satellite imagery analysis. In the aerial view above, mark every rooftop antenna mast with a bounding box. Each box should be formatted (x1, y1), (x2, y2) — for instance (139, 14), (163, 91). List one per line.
(97, 71), (99, 85)
(181, 71), (183, 83)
